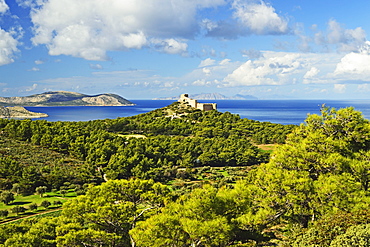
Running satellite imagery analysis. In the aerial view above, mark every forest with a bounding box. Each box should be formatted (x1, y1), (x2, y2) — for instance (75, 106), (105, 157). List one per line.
(0, 101), (369, 246)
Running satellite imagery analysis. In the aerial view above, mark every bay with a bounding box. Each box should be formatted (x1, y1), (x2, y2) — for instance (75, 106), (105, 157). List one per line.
(26, 99), (370, 125)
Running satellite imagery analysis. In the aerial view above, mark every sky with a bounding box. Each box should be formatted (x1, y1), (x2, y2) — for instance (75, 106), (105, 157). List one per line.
(1, 0), (370, 100)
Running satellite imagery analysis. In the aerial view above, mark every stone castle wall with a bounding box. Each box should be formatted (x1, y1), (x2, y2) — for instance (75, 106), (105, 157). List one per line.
(178, 94), (217, 111)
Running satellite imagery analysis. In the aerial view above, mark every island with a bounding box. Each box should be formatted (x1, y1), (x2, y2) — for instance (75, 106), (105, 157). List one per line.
(0, 106), (48, 118)
(0, 91), (135, 106)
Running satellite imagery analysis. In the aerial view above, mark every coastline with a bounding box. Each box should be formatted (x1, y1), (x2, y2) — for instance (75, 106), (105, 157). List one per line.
(0, 106), (48, 119)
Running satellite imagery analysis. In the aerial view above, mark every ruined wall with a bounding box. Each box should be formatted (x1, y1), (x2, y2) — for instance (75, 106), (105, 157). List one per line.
(178, 94), (217, 111)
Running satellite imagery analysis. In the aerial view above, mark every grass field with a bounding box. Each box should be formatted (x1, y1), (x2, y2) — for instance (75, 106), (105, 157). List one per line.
(0, 195), (62, 211)
(0, 190), (77, 223)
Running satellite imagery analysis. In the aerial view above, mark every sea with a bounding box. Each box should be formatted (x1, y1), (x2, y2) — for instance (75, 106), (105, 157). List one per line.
(25, 99), (370, 125)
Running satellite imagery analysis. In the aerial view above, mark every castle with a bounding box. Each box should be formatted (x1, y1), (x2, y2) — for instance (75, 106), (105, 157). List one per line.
(178, 94), (217, 111)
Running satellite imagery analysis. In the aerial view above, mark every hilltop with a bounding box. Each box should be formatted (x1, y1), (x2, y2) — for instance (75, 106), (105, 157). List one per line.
(0, 91), (135, 106)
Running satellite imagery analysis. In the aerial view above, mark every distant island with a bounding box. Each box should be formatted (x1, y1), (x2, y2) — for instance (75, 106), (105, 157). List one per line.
(153, 93), (258, 100)
(0, 91), (135, 107)
(0, 106), (48, 118)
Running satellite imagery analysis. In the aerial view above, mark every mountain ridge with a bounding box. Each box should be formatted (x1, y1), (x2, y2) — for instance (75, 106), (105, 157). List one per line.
(0, 91), (135, 106)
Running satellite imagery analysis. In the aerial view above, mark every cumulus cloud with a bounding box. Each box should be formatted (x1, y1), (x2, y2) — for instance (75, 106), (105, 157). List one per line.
(219, 59), (231, 65)
(332, 45), (370, 83)
(28, 0), (225, 60)
(222, 51), (353, 87)
(207, 0), (289, 38)
(185, 58), (241, 87)
(0, 0), (8, 13)
(202, 67), (211, 76)
(0, 28), (19, 66)
(224, 52), (304, 86)
(304, 67), (320, 79)
(232, 0), (289, 35)
(334, 53), (370, 76)
(151, 38), (188, 55)
(199, 58), (216, 67)
(313, 20), (366, 53)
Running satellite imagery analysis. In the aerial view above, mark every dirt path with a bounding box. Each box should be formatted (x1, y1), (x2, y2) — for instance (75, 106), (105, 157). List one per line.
(0, 208), (62, 225)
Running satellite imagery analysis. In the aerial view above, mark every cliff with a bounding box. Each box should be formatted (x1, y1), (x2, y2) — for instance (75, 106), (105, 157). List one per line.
(0, 91), (135, 106)
(0, 106), (48, 118)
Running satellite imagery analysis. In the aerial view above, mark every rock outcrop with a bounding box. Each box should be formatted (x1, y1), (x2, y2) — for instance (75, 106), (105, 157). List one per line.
(0, 91), (135, 106)
(0, 106), (48, 118)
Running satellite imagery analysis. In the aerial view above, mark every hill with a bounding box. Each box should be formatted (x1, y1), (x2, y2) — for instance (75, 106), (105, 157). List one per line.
(0, 106), (48, 118)
(153, 93), (258, 100)
(0, 91), (135, 106)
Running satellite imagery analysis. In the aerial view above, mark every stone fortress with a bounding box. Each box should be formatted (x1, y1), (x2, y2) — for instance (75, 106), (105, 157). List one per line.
(178, 94), (217, 111)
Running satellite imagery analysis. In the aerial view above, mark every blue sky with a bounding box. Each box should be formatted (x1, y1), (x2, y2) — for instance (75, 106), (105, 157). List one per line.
(1, 0), (370, 99)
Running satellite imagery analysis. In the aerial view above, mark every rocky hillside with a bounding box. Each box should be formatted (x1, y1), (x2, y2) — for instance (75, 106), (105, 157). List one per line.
(0, 91), (135, 106)
(0, 106), (48, 118)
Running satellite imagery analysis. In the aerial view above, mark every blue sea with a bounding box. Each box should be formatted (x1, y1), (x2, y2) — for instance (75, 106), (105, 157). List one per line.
(26, 100), (370, 125)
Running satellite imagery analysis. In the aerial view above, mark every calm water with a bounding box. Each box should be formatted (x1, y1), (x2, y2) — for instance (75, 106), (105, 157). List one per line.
(26, 100), (370, 125)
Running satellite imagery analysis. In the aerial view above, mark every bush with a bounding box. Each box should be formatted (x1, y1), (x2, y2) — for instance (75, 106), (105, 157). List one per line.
(28, 203), (38, 211)
(11, 206), (26, 215)
(53, 200), (62, 206)
(41, 200), (51, 209)
(0, 209), (8, 218)
(330, 224), (370, 247)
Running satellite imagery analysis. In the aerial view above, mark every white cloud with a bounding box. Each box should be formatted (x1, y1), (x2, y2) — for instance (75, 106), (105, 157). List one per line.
(199, 58), (216, 67)
(192, 79), (220, 86)
(304, 67), (319, 79)
(205, 0), (289, 38)
(0, 28), (19, 66)
(35, 60), (44, 65)
(151, 38), (188, 55)
(185, 58), (242, 88)
(316, 20), (366, 52)
(29, 0), (225, 60)
(333, 42), (370, 81)
(0, 0), (8, 14)
(28, 67), (40, 71)
(334, 53), (370, 76)
(222, 51), (350, 87)
(202, 67), (211, 76)
(26, 83), (38, 91)
(219, 59), (231, 65)
(89, 63), (103, 70)
(232, 0), (289, 35)
(334, 84), (346, 93)
(224, 52), (303, 86)
(161, 81), (175, 88)
(201, 19), (218, 32)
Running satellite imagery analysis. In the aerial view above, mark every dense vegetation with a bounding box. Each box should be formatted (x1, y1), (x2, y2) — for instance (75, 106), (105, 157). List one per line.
(0, 102), (294, 193)
(0, 102), (368, 246)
